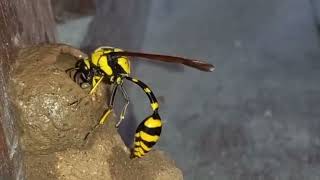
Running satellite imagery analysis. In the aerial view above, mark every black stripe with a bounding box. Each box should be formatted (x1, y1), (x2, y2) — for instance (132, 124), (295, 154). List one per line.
(150, 93), (157, 103)
(135, 137), (156, 148)
(152, 112), (161, 119)
(125, 76), (158, 104)
(134, 146), (149, 153)
(135, 112), (162, 135)
(138, 126), (162, 137)
(144, 91), (155, 104)
(135, 79), (147, 88)
(145, 91), (157, 104)
(136, 116), (162, 136)
(139, 145), (150, 153)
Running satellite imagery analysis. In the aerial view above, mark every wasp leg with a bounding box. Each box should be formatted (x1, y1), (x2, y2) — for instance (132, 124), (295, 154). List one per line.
(74, 71), (82, 84)
(115, 85), (130, 128)
(65, 67), (79, 74)
(99, 84), (118, 124)
(84, 84), (118, 140)
(65, 67), (89, 88)
(109, 84), (119, 107)
(84, 110), (112, 140)
(65, 67), (74, 75)
(77, 72), (91, 89)
(84, 123), (100, 140)
(89, 76), (104, 95)
(65, 67), (79, 81)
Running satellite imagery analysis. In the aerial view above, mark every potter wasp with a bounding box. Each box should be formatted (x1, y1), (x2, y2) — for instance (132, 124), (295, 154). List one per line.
(67, 46), (214, 158)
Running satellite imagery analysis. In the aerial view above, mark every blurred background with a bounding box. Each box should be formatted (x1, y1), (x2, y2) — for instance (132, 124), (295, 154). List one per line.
(54, 0), (320, 179)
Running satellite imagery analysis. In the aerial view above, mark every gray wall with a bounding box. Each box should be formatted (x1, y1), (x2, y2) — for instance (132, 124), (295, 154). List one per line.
(130, 0), (320, 179)
(311, 0), (320, 25)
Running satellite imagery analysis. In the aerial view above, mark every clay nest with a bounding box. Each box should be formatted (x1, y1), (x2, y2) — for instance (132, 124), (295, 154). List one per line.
(9, 44), (183, 180)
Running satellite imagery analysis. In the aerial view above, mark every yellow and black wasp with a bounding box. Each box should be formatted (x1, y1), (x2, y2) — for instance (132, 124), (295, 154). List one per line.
(67, 46), (214, 158)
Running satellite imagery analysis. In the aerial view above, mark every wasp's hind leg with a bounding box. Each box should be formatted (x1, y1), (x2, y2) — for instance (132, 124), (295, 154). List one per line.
(84, 84), (118, 140)
(115, 85), (130, 128)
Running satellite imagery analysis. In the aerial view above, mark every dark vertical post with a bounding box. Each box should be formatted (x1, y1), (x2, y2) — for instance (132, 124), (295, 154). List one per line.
(0, 0), (56, 179)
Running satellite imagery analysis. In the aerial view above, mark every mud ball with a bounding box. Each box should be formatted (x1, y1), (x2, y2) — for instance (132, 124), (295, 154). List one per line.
(9, 45), (108, 154)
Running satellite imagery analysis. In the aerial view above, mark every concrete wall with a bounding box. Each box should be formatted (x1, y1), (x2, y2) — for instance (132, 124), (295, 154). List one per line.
(130, 0), (320, 179)
(310, 0), (320, 25)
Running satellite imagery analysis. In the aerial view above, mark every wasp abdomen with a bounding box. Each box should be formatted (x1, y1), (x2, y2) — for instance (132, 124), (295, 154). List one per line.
(132, 111), (162, 158)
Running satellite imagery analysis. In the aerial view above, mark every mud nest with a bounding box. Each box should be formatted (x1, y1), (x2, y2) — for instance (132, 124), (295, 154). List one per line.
(9, 44), (182, 180)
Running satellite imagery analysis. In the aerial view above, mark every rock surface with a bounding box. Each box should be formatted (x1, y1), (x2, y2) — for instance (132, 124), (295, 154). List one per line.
(10, 44), (183, 180)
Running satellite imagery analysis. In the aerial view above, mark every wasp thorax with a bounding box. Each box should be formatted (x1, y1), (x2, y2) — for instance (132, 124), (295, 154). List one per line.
(117, 56), (131, 75)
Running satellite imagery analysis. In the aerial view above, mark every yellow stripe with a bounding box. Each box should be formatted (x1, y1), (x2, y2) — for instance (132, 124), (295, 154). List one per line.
(140, 131), (159, 142)
(134, 151), (142, 157)
(151, 102), (159, 110)
(140, 141), (151, 151)
(144, 117), (161, 128)
(144, 88), (151, 93)
(117, 57), (130, 74)
(84, 58), (91, 68)
(135, 133), (140, 138)
(136, 147), (145, 155)
(116, 77), (122, 84)
(98, 56), (113, 76)
(134, 140), (151, 151)
(134, 141), (140, 146)
(132, 78), (139, 82)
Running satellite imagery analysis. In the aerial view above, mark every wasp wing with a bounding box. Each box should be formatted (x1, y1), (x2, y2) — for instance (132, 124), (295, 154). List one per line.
(109, 51), (215, 72)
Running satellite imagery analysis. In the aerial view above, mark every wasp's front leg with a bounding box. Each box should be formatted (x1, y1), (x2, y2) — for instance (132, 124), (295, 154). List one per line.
(89, 76), (104, 95)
